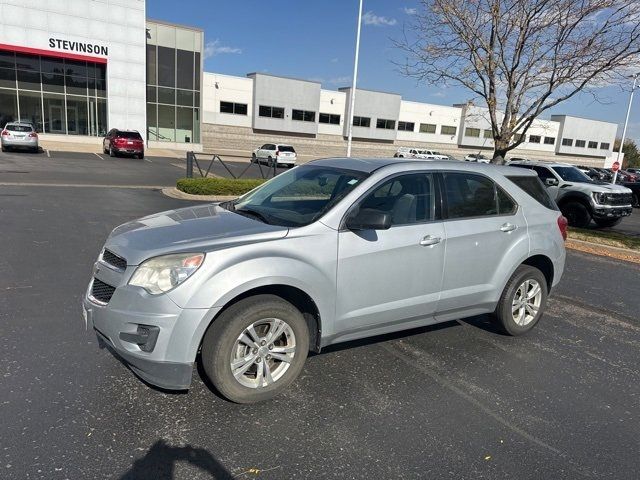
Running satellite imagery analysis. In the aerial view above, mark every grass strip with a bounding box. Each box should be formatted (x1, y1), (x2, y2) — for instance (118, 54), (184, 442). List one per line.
(568, 227), (640, 251)
(177, 177), (266, 196)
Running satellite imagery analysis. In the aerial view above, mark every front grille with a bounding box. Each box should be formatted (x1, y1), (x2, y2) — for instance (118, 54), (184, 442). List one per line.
(91, 278), (116, 304)
(606, 193), (633, 206)
(102, 249), (127, 270)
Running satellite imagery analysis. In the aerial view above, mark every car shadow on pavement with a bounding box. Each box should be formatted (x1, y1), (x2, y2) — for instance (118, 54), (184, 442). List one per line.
(119, 439), (233, 480)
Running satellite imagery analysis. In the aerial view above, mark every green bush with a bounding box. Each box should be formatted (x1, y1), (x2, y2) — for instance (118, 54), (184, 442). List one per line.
(177, 177), (266, 196)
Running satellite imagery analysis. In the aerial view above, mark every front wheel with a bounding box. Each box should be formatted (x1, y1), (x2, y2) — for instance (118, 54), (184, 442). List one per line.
(251, 153), (257, 163)
(109, 146), (116, 157)
(492, 265), (548, 336)
(560, 201), (591, 228)
(593, 217), (622, 228)
(201, 295), (309, 403)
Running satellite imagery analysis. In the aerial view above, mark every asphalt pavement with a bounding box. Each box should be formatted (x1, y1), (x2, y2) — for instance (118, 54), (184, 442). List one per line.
(1, 150), (639, 479)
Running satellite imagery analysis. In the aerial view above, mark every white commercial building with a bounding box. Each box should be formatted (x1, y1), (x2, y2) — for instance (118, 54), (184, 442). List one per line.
(0, 0), (621, 165)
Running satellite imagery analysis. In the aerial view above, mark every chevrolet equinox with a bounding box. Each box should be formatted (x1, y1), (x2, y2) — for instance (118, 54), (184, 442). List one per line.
(84, 158), (566, 403)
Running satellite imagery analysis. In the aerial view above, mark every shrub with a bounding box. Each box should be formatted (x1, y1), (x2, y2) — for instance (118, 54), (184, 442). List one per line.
(176, 177), (266, 196)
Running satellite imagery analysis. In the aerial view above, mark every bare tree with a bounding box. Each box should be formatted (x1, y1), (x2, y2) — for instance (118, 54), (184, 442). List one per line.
(397, 0), (640, 163)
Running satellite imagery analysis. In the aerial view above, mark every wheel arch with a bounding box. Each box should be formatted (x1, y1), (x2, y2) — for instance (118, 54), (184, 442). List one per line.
(198, 283), (323, 356)
(521, 254), (554, 292)
(556, 191), (592, 210)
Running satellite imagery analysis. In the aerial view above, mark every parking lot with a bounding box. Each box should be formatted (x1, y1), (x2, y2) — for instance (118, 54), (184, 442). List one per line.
(1, 150), (639, 479)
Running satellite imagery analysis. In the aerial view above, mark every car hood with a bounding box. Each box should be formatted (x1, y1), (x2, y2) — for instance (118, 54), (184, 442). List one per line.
(104, 204), (288, 265)
(586, 182), (632, 193)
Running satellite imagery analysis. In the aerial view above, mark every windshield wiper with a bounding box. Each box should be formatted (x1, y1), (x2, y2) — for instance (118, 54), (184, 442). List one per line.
(235, 207), (270, 224)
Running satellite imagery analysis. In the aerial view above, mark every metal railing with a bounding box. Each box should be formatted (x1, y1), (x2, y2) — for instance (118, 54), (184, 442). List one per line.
(185, 152), (278, 180)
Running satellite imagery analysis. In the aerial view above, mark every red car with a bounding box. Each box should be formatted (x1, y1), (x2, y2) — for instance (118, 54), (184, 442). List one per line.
(103, 129), (144, 159)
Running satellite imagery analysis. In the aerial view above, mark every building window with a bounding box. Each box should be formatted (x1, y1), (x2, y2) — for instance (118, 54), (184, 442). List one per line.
(398, 121), (415, 132)
(544, 136), (555, 145)
(292, 109), (315, 122)
(353, 116), (370, 127)
(220, 101), (247, 115)
(319, 112), (340, 124)
(420, 123), (436, 134)
(376, 118), (396, 130)
(588, 141), (598, 149)
(575, 140), (586, 148)
(465, 127), (480, 138)
(528, 135), (541, 143)
(259, 105), (285, 119)
(484, 129), (493, 139)
(0, 51), (107, 136)
(441, 125), (457, 135)
(562, 138), (573, 146)
(600, 142), (610, 150)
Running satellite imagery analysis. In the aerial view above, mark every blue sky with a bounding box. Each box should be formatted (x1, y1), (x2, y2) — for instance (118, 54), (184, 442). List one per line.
(148, 0), (640, 141)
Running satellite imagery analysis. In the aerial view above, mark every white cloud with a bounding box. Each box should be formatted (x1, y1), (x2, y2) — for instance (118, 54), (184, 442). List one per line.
(403, 7), (417, 15)
(363, 11), (397, 26)
(204, 40), (242, 59)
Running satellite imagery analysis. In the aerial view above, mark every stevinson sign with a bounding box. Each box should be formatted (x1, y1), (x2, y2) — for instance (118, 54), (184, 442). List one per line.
(48, 38), (108, 56)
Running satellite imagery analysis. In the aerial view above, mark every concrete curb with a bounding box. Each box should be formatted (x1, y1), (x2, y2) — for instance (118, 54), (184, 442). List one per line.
(566, 238), (640, 264)
(161, 187), (238, 202)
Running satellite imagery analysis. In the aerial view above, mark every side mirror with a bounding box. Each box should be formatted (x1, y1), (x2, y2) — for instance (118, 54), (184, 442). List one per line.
(346, 209), (392, 231)
(544, 178), (559, 187)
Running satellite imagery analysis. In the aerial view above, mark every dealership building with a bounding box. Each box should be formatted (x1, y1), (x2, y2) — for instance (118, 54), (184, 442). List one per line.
(0, 0), (620, 165)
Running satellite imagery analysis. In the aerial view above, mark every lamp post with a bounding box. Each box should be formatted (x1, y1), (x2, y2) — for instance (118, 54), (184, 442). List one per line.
(346, 0), (363, 157)
(613, 73), (638, 184)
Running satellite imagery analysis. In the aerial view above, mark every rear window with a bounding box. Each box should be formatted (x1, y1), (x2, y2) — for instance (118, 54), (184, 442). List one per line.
(6, 124), (32, 132)
(278, 146), (295, 153)
(507, 176), (558, 211)
(117, 131), (142, 140)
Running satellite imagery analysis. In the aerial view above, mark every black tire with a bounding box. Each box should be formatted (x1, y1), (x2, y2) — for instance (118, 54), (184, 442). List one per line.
(137, 151), (144, 160)
(1, 145), (6, 152)
(103, 146), (108, 154)
(633, 193), (639, 208)
(560, 201), (591, 228)
(109, 146), (116, 157)
(251, 153), (257, 163)
(201, 294), (309, 403)
(492, 265), (548, 336)
(593, 217), (622, 228)
(267, 156), (274, 167)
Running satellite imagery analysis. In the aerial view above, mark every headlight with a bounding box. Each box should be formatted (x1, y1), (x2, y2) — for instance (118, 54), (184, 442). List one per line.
(593, 192), (606, 204)
(129, 253), (205, 295)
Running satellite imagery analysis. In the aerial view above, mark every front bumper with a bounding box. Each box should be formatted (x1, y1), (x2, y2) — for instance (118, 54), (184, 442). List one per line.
(592, 206), (632, 219)
(83, 279), (217, 390)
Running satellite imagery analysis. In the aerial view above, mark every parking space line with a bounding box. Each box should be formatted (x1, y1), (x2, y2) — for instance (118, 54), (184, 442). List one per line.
(94, 153), (104, 160)
(144, 157), (152, 163)
(46, 149), (50, 158)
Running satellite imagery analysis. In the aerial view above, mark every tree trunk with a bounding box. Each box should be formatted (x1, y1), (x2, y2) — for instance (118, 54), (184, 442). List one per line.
(492, 138), (509, 164)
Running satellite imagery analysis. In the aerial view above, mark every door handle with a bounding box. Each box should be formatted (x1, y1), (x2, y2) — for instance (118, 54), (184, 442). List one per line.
(420, 235), (442, 246)
(500, 223), (517, 232)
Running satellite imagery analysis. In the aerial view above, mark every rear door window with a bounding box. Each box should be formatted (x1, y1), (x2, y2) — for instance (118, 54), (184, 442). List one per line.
(443, 172), (510, 219)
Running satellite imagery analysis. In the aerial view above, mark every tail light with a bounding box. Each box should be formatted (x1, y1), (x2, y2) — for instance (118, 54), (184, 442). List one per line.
(557, 215), (568, 241)
(1, 130), (9, 136)
(29, 132), (38, 138)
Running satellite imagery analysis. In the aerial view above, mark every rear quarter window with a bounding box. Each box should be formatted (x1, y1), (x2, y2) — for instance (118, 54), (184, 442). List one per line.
(506, 176), (558, 211)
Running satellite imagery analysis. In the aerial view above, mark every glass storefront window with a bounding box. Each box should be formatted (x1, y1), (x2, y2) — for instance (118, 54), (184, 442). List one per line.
(157, 47), (175, 87)
(0, 52), (107, 136)
(176, 50), (194, 90)
(158, 87), (175, 105)
(66, 96), (89, 135)
(176, 89), (192, 106)
(147, 103), (157, 140)
(0, 89), (18, 127)
(146, 44), (157, 86)
(43, 93), (66, 134)
(158, 104), (175, 141)
(18, 90), (43, 131)
(176, 106), (193, 143)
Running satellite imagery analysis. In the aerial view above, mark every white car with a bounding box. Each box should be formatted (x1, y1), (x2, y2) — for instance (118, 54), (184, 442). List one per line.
(252, 143), (297, 168)
(420, 149), (449, 160)
(465, 153), (490, 163)
(394, 147), (437, 159)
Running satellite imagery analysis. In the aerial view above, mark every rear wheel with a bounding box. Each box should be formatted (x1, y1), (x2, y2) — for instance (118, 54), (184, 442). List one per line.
(593, 217), (622, 228)
(137, 151), (144, 160)
(492, 265), (548, 336)
(109, 146), (116, 157)
(1, 145), (6, 152)
(201, 295), (309, 403)
(560, 201), (591, 228)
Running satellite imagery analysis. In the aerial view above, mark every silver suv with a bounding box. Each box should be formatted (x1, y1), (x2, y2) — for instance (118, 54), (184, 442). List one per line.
(84, 159), (566, 403)
(509, 160), (633, 228)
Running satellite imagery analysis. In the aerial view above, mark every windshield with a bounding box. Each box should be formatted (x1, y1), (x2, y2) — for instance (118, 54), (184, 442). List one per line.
(229, 165), (368, 227)
(552, 166), (592, 183)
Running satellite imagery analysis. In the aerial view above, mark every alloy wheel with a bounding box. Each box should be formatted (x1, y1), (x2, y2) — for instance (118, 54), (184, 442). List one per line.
(230, 318), (296, 389)
(511, 279), (542, 326)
